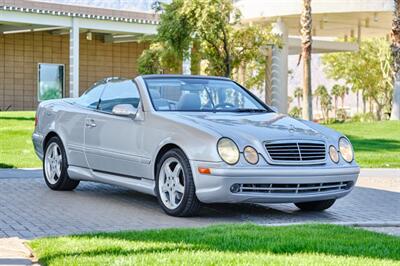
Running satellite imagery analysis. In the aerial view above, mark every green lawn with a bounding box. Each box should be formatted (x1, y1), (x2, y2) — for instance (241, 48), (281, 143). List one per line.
(329, 121), (400, 168)
(0, 112), (399, 168)
(0, 111), (40, 168)
(30, 224), (400, 266)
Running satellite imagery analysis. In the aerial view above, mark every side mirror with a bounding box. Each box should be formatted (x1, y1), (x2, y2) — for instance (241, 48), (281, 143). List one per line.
(112, 104), (138, 119)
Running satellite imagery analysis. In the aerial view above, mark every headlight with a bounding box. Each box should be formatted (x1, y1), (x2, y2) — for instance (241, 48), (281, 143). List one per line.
(339, 137), (354, 163)
(329, 145), (339, 163)
(217, 138), (240, 165)
(244, 146), (259, 164)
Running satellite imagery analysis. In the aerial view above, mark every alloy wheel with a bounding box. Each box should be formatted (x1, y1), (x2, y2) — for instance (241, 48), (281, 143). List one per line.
(158, 157), (185, 209)
(44, 142), (62, 185)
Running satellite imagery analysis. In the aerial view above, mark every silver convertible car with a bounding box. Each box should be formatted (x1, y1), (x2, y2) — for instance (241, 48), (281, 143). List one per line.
(33, 75), (360, 216)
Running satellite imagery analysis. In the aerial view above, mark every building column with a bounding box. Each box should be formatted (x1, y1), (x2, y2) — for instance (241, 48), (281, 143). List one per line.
(69, 18), (80, 98)
(271, 18), (288, 113)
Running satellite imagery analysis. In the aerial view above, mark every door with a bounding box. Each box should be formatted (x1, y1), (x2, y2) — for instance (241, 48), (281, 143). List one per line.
(66, 81), (106, 168)
(84, 80), (149, 178)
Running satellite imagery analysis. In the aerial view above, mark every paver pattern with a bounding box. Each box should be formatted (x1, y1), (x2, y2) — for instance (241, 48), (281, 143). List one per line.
(0, 169), (399, 239)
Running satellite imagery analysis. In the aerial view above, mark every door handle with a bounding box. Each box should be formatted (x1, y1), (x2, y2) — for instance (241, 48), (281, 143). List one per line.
(85, 119), (96, 128)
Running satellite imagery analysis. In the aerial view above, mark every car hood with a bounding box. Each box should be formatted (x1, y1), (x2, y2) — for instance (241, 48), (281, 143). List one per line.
(173, 112), (330, 145)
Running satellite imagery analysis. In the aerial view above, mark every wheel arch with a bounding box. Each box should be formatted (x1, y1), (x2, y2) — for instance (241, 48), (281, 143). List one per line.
(153, 143), (188, 179)
(43, 131), (63, 152)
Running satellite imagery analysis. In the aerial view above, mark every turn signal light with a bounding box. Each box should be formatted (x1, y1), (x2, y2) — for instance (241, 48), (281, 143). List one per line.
(198, 167), (211, 175)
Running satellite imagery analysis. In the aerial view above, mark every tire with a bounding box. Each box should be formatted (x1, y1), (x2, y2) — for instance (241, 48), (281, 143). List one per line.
(155, 148), (200, 217)
(43, 136), (80, 191)
(294, 199), (336, 211)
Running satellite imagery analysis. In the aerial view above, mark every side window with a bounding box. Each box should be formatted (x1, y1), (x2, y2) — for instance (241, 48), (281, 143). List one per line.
(99, 80), (140, 113)
(75, 82), (105, 109)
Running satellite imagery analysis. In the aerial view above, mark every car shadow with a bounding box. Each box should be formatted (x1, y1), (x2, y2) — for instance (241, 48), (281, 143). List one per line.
(73, 181), (400, 225)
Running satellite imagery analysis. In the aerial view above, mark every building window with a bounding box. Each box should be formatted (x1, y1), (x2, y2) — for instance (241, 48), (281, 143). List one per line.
(38, 63), (64, 101)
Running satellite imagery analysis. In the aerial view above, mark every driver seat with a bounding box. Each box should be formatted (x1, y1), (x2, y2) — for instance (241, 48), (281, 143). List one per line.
(176, 93), (201, 111)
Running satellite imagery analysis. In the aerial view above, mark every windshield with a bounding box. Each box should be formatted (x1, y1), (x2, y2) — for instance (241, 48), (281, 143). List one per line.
(144, 77), (270, 112)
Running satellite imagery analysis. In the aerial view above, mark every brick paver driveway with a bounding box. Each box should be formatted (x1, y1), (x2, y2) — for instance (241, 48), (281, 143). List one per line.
(0, 169), (399, 239)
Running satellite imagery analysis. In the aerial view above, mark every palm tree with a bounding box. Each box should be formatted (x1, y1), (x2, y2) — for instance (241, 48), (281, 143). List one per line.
(338, 85), (349, 108)
(300, 0), (313, 120)
(331, 84), (341, 118)
(314, 85), (328, 111)
(294, 87), (303, 107)
(391, 0), (400, 120)
(320, 92), (332, 122)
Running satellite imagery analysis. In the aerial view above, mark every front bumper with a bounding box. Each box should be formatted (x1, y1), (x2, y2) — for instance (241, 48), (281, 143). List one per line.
(191, 161), (360, 204)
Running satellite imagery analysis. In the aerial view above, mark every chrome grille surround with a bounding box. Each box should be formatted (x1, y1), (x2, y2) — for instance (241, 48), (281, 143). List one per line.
(264, 140), (326, 165)
(236, 181), (353, 194)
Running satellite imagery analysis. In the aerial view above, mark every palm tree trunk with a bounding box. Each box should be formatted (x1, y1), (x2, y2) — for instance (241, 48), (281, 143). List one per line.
(301, 0), (313, 120)
(391, 0), (400, 120)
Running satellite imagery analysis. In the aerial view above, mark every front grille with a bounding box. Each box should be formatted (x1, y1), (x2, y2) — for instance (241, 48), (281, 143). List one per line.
(264, 141), (326, 164)
(236, 181), (353, 194)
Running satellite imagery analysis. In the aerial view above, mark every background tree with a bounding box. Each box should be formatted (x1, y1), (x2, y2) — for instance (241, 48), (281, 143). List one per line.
(294, 87), (303, 107)
(320, 92), (332, 123)
(322, 38), (393, 120)
(314, 85), (331, 122)
(391, 0), (400, 120)
(331, 84), (341, 118)
(314, 85), (328, 112)
(138, 43), (181, 74)
(300, 0), (313, 120)
(141, 0), (279, 78)
(338, 85), (349, 108)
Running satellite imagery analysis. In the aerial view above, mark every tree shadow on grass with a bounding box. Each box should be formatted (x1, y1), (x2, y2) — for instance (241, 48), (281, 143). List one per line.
(346, 134), (400, 153)
(0, 163), (15, 168)
(35, 224), (400, 264)
(0, 116), (34, 121)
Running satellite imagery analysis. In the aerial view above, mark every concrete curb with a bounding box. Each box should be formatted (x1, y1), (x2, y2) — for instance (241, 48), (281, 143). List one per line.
(0, 169), (42, 179)
(360, 168), (400, 178)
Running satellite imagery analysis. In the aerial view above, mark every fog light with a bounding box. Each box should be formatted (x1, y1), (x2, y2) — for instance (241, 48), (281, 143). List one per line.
(230, 184), (241, 193)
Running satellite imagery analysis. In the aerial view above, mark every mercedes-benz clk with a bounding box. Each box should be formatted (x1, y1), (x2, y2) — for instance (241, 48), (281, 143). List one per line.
(33, 75), (360, 216)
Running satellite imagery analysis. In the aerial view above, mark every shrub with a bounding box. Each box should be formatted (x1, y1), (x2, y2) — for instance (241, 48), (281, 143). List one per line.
(336, 108), (347, 122)
(350, 112), (376, 122)
(289, 106), (302, 118)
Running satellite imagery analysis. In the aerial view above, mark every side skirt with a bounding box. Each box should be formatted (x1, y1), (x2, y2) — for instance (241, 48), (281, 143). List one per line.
(67, 165), (156, 196)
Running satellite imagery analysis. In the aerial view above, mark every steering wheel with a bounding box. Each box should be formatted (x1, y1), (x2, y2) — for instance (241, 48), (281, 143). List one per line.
(214, 103), (236, 110)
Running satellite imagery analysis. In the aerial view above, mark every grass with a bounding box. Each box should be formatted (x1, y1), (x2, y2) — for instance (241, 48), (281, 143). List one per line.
(29, 224), (400, 266)
(328, 121), (400, 168)
(0, 111), (41, 168)
(0, 112), (399, 168)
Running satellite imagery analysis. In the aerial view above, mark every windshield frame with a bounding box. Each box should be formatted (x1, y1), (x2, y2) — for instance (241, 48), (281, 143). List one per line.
(143, 76), (273, 113)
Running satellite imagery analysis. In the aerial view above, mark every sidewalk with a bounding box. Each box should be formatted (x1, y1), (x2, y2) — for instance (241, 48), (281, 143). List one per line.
(0, 238), (37, 266)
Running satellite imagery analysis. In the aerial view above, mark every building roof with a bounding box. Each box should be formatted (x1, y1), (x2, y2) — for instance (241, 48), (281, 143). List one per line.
(0, 0), (160, 25)
(235, 0), (392, 38)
